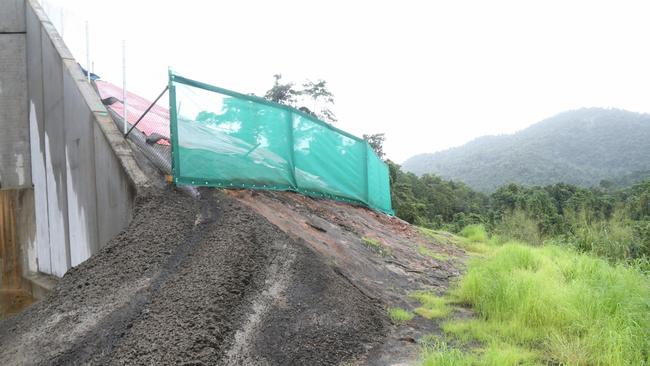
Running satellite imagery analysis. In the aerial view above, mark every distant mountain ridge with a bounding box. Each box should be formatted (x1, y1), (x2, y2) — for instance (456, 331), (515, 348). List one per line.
(402, 108), (650, 192)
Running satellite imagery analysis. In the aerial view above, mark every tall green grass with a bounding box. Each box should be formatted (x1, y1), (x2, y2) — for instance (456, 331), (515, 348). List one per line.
(449, 242), (650, 365)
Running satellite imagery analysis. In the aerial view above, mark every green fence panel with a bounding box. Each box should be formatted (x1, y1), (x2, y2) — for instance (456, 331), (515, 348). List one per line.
(169, 72), (393, 214)
(366, 146), (392, 212)
(292, 114), (367, 204)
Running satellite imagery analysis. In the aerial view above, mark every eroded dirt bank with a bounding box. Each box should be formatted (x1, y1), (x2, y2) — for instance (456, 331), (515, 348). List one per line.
(0, 188), (386, 365)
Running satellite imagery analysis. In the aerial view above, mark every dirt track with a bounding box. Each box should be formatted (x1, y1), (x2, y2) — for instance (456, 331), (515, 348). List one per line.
(0, 188), (387, 365)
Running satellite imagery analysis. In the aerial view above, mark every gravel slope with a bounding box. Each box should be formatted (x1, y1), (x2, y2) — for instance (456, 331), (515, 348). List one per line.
(0, 188), (386, 365)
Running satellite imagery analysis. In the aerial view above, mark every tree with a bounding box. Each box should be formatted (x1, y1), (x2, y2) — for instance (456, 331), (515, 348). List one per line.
(301, 79), (337, 123)
(264, 74), (300, 105)
(363, 133), (386, 159)
(264, 74), (338, 123)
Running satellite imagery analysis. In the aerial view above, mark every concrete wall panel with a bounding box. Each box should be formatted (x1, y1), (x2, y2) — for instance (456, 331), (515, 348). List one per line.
(63, 61), (99, 265)
(94, 114), (135, 246)
(26, 3), (51, 274)
(0, 34), (29, 189)
(41, 28), (70, 277)
(0, 0), (26, 32)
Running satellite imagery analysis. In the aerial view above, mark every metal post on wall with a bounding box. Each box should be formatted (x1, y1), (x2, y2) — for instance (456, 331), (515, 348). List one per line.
(60, 7), (64, 37)
(122, 40), (127, 134)
(85, 21), (90, 83)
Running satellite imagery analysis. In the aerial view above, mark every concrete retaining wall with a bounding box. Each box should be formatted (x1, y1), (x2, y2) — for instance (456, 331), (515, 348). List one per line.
(0, 0), (148, 281)
(0, 0), (29, 189)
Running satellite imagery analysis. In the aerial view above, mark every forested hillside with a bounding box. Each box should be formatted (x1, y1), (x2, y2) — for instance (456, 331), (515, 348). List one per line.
(389, 160), (650, 262)
(402, 108), (650, 192)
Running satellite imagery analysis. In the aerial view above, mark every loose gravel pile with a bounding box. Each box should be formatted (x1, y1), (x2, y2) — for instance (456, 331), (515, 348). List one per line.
(0, 188), (386, 366)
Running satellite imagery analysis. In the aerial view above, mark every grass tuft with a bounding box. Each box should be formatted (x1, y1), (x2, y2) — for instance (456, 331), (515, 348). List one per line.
(410, 292), (452, 319)
(420, 339), (474, 366)
(417, 245), (450, 261)
(476, 342), (539, 366)
(387, 307), (414, 323)
(362, 236), (392, 257)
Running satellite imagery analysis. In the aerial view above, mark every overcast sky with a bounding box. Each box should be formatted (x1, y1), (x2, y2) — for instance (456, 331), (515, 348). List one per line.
(42, 0), (650, 162)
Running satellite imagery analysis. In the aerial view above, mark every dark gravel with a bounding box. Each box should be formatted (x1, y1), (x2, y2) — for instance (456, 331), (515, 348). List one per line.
(0, 188), (387, 365)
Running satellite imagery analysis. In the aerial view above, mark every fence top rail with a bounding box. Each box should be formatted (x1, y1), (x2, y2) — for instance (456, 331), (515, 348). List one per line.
(169, 72), (386, 166)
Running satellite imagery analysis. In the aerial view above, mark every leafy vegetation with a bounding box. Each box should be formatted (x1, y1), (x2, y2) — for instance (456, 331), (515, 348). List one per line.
(387, 307), (414, 323)
(363, 133), (386, 159)
(389, 157), (650, 264)
(387, 160), (487, 231)
(402, 108), (650, 192)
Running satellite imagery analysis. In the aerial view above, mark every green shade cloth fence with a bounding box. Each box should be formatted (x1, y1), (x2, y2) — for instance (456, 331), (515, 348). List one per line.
(169, 72), (393, 214)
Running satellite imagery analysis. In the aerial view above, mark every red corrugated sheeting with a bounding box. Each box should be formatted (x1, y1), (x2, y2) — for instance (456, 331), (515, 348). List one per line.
(95, 80), (170, 145)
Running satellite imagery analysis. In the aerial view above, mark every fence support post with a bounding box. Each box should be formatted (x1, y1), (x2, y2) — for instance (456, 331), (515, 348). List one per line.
(363, 142), (370, 206)
(124, 86), (169, 138)
(168, 70), (179, 183)
(122, 40), (127, 134)
(287, 113), (298, 190)
(85, 21), (90, 83)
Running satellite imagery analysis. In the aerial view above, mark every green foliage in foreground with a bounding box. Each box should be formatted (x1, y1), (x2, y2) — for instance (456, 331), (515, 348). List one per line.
(423, 238), (650, 366)
(387, 307), (414, 323)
